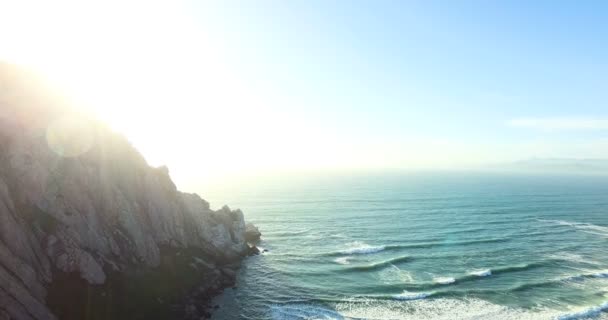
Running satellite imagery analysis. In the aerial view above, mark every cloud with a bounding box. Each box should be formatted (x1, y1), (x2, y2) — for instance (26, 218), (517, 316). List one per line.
(507, 117), (608, 130)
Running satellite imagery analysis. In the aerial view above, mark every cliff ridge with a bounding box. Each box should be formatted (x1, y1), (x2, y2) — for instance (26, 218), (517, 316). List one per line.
(0, 64), (255, 320)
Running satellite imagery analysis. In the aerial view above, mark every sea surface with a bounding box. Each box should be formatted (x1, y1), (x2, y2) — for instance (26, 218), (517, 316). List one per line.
(204, 172), (608, 320)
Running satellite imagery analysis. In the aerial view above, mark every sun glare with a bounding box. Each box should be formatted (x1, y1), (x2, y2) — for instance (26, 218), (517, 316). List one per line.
(0, 1), (469, 188)
(0, 0), (285, 185)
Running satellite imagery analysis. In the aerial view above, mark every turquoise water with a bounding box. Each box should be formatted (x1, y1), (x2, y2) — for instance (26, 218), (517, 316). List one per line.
(205, 173), (608, 319)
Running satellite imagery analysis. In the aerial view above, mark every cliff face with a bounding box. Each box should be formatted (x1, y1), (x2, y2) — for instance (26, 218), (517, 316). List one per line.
(0, 64), (253, 320)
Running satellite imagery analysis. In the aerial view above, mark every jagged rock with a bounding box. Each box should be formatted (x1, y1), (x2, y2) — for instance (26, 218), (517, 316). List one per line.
(248, 245), (261, 255)
(0, 63), (254, 319)
(245, 222), (262, 243)
(220, 267), (237, 278)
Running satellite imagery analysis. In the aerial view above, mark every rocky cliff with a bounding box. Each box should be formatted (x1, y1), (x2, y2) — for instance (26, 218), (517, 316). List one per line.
(0, 64), (256, 320)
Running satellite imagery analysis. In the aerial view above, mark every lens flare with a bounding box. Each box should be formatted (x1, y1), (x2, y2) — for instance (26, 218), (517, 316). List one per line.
(46, 115), (95, 158)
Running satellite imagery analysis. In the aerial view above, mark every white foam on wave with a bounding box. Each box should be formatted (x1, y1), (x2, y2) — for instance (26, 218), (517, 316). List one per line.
(271, 297), (608, 320)
(469, 269), (492, 277)
(379, 264), (414, 283)
(537, 219), (608, 238)
(546, 253), (602, 266)
(556, 270), (608, 283)
(256, 246), (273, 255)
(332, 298), (561, 320)
(340, 241), (386, 255)
(434, 277), (456, 285)
(393, 291), (433, 300)
(335, 257), (352, 265)
(557, 301), (608, 320)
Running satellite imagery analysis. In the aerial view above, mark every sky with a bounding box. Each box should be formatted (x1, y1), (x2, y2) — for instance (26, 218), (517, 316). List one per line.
(1, 1), (608, 189)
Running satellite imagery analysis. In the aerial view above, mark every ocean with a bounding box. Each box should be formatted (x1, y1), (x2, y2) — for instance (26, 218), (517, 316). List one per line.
(204, 172), (608, 320)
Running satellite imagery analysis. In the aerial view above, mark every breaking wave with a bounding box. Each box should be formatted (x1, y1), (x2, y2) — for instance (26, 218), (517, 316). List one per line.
(269, 297), (608, 319)
(344, 255), (412, 272)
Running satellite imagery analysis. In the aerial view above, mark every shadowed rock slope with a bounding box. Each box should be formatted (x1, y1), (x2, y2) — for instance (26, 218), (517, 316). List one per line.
(0, 64), (257, 320)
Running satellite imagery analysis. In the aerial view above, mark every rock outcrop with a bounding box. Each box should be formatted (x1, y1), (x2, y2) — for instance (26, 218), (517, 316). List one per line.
(0, 63), (257, 319)
(245, 223), (262, 243)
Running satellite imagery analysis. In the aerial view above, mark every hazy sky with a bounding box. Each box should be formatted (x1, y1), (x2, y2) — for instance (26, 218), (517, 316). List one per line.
(2, 1), (608, 188)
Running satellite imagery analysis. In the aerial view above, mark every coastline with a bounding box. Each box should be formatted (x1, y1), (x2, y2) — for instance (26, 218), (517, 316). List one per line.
(0, 63), (260, 320)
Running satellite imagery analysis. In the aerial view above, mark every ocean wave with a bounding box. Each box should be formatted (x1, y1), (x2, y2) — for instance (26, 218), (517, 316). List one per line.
(410, 262), (542, 288)
(491, 262), (547, 274)
(275, 297), (573, 319)
(508, 271), (608, 293)
(469, 269), (492, 277)
(272, 296), (608, 320)
(392, 291), (434, 300)
(516, 228), (574, 238)
(507, 281), (561, 293)
(453, 237), (511, 245)
(379, 264), (415, 283)
(438, 227), (486, 235)
(453, 262), (545, 283)
(350, 262), (551, 293)
(270, 303), (349, 320)
(395, 262), (548, 291)
(537, 219), (578, 227)
(400, 237), (511, 249)
(335, 257), (353, 265)
(340, 242), (387, 255)
(559, 270), (608, 282)
(327, 238), (510, 257)
(545, 253), (602, 266)
(537, 219), (608, 238)
(344, 256), (412, 272)
(590, 271), (608, 278)
(557, 301), (608, 320)
(434, 277), (456, 285)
